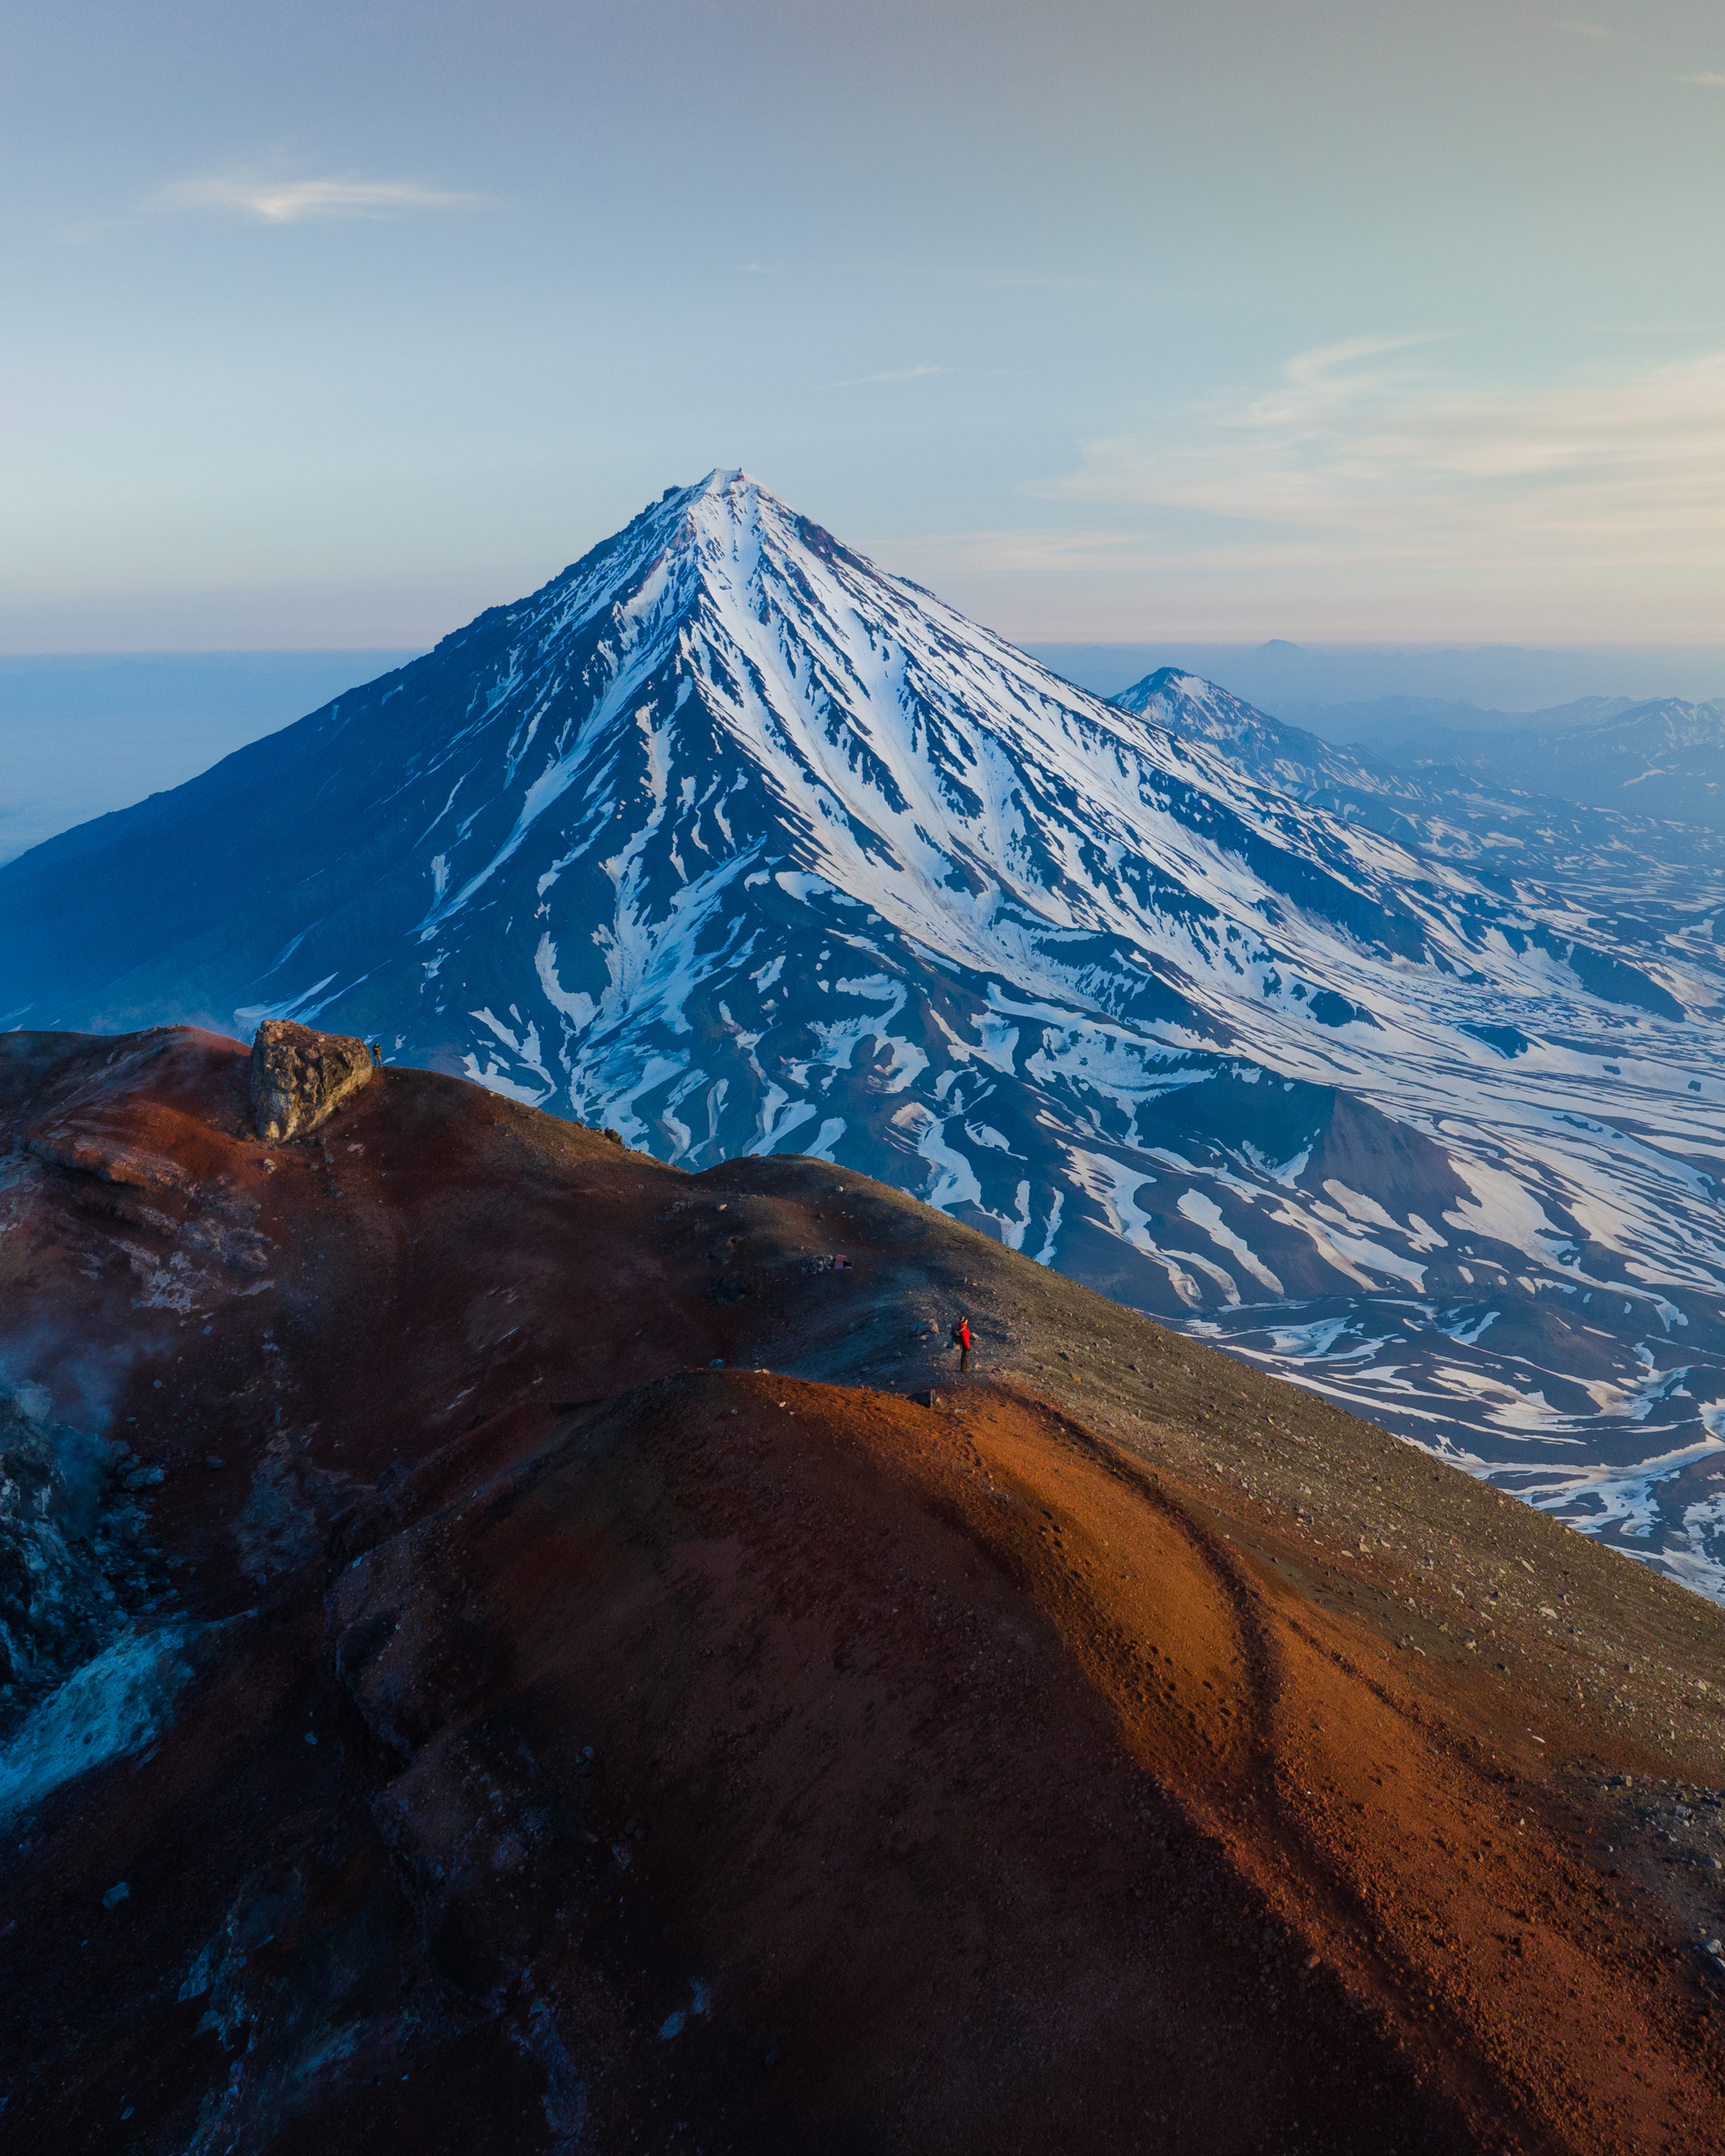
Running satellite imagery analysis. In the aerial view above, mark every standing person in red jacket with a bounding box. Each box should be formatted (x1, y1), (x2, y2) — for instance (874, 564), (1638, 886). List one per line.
(951, 1316), (972, 1373)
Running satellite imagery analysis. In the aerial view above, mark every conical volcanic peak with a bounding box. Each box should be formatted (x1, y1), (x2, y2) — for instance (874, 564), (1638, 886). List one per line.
(4, 478), (1725, 1595)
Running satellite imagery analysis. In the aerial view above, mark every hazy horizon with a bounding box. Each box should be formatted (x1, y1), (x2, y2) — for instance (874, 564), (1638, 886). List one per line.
(8, 633), (1724, 865)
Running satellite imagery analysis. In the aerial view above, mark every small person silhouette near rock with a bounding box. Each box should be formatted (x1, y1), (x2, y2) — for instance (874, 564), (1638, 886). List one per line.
(951, 1316), (972, 1373)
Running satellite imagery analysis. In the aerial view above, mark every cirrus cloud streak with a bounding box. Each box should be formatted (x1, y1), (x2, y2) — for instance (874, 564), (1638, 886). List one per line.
(1043, 340), (1725, 572)
(152, 173), (492, 224)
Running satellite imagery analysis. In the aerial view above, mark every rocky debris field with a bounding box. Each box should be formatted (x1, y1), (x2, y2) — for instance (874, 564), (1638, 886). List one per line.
(1, 1026), (1723, 2154)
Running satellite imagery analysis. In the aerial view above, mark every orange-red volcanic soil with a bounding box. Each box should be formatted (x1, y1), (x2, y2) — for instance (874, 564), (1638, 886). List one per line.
(3, 1028), (1723, 2155)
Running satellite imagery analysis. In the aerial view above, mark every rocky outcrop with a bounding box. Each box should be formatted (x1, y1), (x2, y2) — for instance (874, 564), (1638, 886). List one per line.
(249, 1019), (371, 1143)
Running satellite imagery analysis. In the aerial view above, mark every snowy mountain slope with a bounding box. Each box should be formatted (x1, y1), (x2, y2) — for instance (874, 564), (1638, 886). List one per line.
(6, 471), (1725, 1593)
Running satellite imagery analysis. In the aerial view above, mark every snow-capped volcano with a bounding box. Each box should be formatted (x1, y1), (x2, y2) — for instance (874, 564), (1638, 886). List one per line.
(7, 470), (1725, 1591)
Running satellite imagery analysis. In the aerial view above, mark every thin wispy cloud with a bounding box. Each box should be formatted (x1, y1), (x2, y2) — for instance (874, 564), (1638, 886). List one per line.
(909, 526), (1175, 576)
(1677, 72), (1725, 86)
(1031, 340), (1725, 575)
(829, 362), (953, 388)
(152, 173), (491, 224)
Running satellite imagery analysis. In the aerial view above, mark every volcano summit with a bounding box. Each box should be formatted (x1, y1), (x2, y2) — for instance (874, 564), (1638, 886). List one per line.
(4, 472), (1725, 1587)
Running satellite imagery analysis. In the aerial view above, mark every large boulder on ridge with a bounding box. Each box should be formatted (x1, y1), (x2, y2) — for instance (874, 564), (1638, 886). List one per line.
(249, 1018), (371, 1143)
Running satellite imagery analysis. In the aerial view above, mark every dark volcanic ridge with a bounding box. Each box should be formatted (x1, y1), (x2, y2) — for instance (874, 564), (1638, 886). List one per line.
(3, 1026), (1724, 2153)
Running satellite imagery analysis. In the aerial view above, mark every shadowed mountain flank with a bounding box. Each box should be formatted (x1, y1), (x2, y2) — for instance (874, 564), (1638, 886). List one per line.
(3, 1028), (1724, 2153)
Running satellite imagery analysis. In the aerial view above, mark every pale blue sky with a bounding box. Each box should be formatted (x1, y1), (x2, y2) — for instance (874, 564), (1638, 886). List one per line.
(6, 0), (1725, 647)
